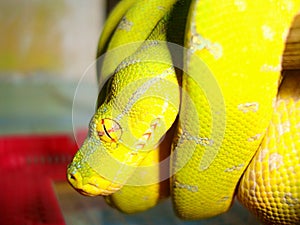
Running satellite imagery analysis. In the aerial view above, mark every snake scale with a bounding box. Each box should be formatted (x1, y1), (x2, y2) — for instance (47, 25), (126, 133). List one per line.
(67, 1), (300, 224)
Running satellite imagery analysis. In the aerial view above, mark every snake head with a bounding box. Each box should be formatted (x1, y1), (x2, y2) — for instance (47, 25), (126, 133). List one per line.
(67, 111), (151, 196)
(67, 118), (122, 196)
(67, 65), (179, 196)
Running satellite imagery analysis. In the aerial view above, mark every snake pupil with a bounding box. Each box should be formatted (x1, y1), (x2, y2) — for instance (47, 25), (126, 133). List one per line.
(103, 123), (115, 141)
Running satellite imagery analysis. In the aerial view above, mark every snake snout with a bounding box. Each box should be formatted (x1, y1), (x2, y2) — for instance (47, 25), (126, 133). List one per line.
(67, 164), (122, 196)
(67, 166), (85, 192)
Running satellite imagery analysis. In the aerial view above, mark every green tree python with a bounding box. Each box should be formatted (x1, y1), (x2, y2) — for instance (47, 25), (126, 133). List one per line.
(67, 0), (300, 224)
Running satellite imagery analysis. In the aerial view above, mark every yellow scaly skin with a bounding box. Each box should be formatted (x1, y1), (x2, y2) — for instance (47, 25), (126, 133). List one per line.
(105, 126), (175, 213)
(237, 72), (300, 225)
(171, 0), (299, 220)
(67, 0), (300, 224)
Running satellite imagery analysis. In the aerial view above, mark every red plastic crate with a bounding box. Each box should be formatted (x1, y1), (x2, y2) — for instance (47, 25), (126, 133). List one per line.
(0, 134), (78, 225)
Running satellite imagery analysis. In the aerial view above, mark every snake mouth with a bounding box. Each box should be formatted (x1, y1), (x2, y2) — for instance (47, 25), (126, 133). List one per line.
(74, 184), (112, 197)
(67, 167), (122, 196)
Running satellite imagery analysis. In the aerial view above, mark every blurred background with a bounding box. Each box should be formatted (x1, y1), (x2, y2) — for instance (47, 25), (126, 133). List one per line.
(0, 0), (107, 135)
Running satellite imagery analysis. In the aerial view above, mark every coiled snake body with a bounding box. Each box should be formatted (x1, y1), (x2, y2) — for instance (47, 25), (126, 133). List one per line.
(67, 1), (300, 224)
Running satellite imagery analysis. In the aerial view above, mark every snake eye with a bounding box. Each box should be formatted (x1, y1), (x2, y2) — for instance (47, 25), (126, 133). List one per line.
(96, 118), (122, 143)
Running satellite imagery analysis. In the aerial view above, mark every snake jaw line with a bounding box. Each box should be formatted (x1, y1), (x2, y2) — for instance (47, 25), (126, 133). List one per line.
(67, 135), (125, 196)
(67, 158), (124, 196)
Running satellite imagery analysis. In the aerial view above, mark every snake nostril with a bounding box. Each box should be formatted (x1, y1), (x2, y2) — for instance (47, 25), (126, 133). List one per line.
(67, 168), (82, 188)
(69, 173), (76, 182)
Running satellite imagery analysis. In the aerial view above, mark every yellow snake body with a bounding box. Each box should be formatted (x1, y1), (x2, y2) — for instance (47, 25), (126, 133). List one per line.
(67, 1), (300, 224)
(238, 72), (300, 224)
